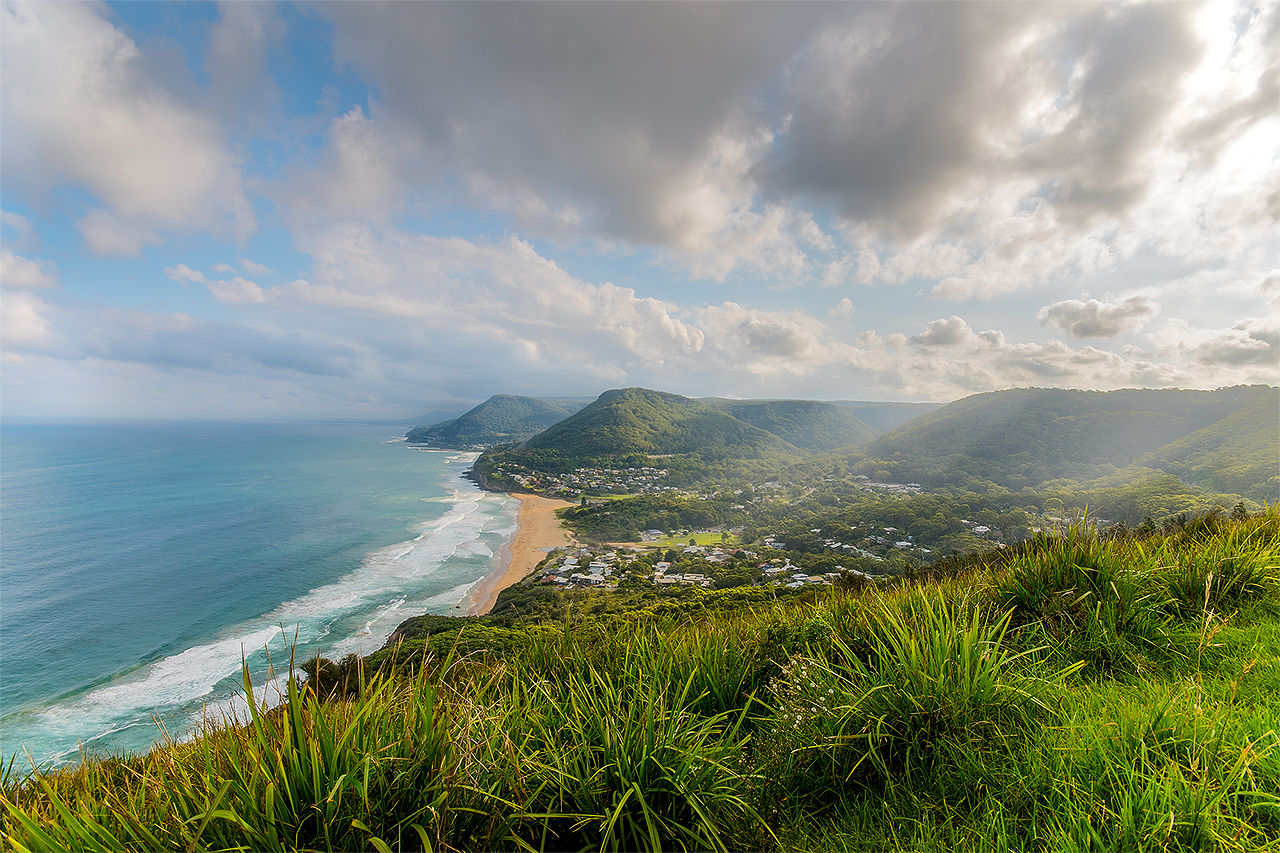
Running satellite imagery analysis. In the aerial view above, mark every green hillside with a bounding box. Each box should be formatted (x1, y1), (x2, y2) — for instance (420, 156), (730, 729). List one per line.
(1137, 389), (1279, 501)
(860, 385), (1277, 494)
(700, 398), (877, 451)
(526, 387), (800, 459)
(406, 394), (591, 447)
(830, 400), (944, 432)
(404, 408), (464, 426)
(8, 513), (1279, 851)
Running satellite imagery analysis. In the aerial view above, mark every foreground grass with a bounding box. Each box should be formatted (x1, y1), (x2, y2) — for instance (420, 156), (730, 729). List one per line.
(4, 511), (1278, 851)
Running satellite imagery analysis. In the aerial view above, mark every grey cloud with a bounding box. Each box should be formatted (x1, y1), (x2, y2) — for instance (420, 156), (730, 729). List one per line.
(205, 2), (282, 131)
(310, 1), (1263, 290)
(764, 3), (1204, 232)
(127, 325), (358, 377)
(1038, 296), (1160, 338)
(17, 301), (366, 379)
(764, 3), (1045, 234)
(322, 2), (834, 245)
(1026, 4), (1203, 224)
(1177, 318), (1279, 368)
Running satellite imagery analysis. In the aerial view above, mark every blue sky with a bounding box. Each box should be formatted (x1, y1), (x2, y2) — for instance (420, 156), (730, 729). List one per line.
(2, 1), (1276, 418)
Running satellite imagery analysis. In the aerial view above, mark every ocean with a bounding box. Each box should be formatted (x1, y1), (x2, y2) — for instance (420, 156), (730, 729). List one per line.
(0, 421), (517, 769)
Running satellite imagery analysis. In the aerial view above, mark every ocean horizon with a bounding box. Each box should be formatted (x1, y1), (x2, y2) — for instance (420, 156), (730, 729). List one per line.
(0, 421), (517, 769)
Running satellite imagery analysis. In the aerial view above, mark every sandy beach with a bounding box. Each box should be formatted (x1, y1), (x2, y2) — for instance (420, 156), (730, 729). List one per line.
(466, 494), (576, 615)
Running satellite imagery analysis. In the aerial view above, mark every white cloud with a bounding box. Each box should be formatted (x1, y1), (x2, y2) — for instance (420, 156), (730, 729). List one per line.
(1, 1), (254, 254)
(9, 222), (1274, 412)
(299, 3), (1278, 293)
(776, 2), (1278, 300)
(0, 249), (58, 290)
(165, 264), (209, 285)
(165, 264), (264, 304)
(1, 211), (36, 249)
(1038, 296), (1160, 338)
(1, 290), (52, 345)
(207, 277), (265, 305)
(3, 5), (1276, 417)
(911, 316), (978, 349)
(1154, 316), (1279, 369)
(278, 107), (416, 225)
(78, 210), (163, 257)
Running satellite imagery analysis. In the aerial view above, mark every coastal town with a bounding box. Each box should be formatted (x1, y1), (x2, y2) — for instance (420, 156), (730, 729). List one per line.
(525, 540), (873, 593)
(489, 461), (678, 496)
(481, 454), (941, 502)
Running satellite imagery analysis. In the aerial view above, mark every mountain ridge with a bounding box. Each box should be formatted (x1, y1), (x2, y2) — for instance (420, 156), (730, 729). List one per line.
(406, 395), (592, 447)
(858, 385), (1277, 498)
(526, 387), (803, 459)
(698, 398), (878, 452)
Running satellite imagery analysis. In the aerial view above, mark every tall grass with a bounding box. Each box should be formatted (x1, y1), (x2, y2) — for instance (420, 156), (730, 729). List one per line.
(756, 585), (1065, 811)
(4, 509), (1278, 851)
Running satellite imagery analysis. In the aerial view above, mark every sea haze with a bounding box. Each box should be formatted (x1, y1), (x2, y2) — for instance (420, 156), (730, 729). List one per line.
(0, 421), (516, 767)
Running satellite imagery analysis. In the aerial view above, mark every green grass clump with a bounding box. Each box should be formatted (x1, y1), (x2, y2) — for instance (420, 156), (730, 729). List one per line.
(758, 586), (1055, 807)
(4, 509), (1278, 851)
(515, 662), (764, 851)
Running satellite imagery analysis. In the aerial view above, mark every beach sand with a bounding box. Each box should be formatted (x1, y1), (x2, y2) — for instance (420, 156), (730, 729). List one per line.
(467, 494), (576, 616)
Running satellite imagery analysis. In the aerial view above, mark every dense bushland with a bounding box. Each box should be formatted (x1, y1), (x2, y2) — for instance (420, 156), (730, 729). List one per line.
(4, 510), (1279, 851)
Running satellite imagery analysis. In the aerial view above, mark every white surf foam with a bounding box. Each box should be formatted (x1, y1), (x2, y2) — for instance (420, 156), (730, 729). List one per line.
(3, 461), (515, 768)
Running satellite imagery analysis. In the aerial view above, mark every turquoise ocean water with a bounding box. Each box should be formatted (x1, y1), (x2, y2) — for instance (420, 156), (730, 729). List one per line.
(0, 421), (517, 768)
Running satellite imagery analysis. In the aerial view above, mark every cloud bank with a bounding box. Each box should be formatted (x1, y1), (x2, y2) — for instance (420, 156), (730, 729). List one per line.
(0, 1), (1275, 417)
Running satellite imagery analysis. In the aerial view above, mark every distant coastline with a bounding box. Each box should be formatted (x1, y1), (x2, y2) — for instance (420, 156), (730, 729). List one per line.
(465, 493), (576, 615)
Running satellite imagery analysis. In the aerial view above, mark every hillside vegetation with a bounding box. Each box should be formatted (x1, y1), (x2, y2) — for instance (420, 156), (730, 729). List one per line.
(830, 400), (945, 433)
(859, 386), (1277, 498)
(406, 394), (591, 447)
(1138, 391), (1280, 501)
(700, 399), (878, 452)
(6, 511), (1279, 851)
(527, 388), (803, 460)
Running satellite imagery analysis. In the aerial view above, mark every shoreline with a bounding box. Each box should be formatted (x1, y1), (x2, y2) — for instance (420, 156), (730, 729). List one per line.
(466, 494), (576, 615)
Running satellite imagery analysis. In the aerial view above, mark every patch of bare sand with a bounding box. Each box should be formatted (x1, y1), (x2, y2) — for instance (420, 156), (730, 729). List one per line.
(466, 494), (576, 616)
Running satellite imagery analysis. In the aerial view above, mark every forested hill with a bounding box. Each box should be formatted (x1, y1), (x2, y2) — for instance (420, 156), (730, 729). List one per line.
(830, 400), (945, 433)
(1138, 390), (1280, 501)
(526, 388), (801, 459)
(861, 385), (1278, 499)
(699, 399), (877, 452)
(406, 395), (591, 447)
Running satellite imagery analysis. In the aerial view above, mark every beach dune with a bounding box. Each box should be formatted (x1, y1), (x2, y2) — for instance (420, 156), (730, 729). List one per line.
(467, 494), (576, 615)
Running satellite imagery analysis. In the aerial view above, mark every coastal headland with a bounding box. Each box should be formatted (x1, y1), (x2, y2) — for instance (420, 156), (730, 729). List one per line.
(466, 494), (575, 615)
